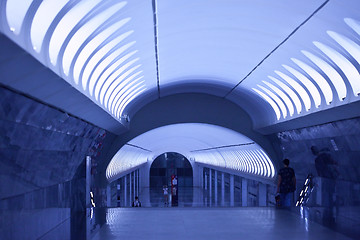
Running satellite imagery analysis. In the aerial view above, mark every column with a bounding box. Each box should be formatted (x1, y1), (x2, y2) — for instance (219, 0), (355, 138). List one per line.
(86, 156), (91, 208)
(117, 180), (121, 207)
(133, 171), (136, 199)
(204, 172), (208, 190)
(138, 169), (141, 196)
(209, 169), (212, 206)
(200, 166), (204, 189)
(221, 172), (225, 206)
(124, 175), (127, 207)
(259, 183), (267, 206)
(214, 170), (218, 205)
(242, 178), (248, 207)
(129, 173), (134, 205)
(230, 174), (234, 207)
(136, 170), (139, 197)
(107, 185), (111, 207)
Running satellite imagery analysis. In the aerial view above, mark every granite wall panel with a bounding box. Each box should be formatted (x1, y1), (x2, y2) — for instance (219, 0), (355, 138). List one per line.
(274, 117), (360, 238)
(0, 86), (114, 201)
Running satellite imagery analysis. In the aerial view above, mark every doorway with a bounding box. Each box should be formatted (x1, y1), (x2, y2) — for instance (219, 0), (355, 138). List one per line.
(150, 152), (193, 187)
(149, 152), (193, 206)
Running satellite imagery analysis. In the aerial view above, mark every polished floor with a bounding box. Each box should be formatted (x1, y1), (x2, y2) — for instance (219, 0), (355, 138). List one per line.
(132, 187), (242, 207)
(91, 208), (351, 240)
(2, 187), (357, 239)
(90, 187), (354, 240)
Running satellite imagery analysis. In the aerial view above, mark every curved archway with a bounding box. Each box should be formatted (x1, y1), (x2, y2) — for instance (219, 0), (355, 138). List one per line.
(106, 123), (277, 184)
(150, 152), (193, 188)
(149, 152), (193, 207)
(149, 152), (194, 207)
(102, 93), (281, 182)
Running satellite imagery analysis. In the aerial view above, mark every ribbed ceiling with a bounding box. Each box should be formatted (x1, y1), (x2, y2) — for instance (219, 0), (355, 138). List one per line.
(0, 0), (359, 129)
(106, 123), (275, 182)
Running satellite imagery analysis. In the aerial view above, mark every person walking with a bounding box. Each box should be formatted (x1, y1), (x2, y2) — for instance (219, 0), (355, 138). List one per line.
(276, 159), (296, 207)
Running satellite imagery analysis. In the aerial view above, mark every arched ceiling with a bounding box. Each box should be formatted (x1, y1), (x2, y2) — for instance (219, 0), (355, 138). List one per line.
(128, 123), (254, 156)
(106, 123), (275, 183)
(0, 0), (360, 132)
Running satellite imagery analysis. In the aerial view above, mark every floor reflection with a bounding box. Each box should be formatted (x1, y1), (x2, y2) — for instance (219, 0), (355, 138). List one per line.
(2, 187), (358, 239)
(89, 208), (352, 240)
(80, 192), (360, 240)
(139, 187), (243, 208)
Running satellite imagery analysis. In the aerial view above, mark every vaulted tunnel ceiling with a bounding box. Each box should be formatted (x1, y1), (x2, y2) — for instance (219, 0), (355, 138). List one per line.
(1, 0), (360, 133)
(106, 123), (275, 183)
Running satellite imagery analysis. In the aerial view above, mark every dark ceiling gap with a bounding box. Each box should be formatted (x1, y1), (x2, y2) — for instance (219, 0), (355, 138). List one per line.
(125, 143), (152, 152)
(152, 0), (161, 98)
(190, 142), (255, 152)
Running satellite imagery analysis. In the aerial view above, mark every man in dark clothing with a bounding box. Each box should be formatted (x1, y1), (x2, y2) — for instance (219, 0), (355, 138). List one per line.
(311, 146), (339, 179)
(276, 159), (296, 207)
(132, 196), (141, 207)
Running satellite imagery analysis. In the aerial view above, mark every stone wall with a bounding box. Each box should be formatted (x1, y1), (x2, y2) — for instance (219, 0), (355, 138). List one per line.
(0, 86), (114, 201)
(0, 86), (116, 239)
(275, 117), (360, 183)
(274, 117), (360, 238)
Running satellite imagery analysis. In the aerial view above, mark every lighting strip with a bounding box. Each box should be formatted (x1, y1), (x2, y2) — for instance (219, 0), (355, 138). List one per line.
(73, 22), (132, 84)
(314, 42), (360, 96)
(275, 71), (311, 111)
(95, 53), (139, 101)
(193, 147), (275, 178)
(263, 80), (294, 116)
(268, 76), (302, 114)
(258, 85), (287, 118)
(282, 64), (322, 107)
(252, 88), (281, 120)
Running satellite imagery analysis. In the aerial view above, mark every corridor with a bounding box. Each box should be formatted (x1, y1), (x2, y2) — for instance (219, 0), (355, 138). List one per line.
(1, 0), (360, 239)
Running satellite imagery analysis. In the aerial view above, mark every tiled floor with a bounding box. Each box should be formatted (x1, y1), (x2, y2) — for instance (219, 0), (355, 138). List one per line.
(91, 207), (352, 240)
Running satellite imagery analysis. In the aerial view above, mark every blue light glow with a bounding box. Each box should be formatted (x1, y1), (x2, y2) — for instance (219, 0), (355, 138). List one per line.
(263, 80), (294, 116)
(268, 76), (302, 114)
(6, 0), (33, 34)
(62, 2), (127, 76)
(313, 41), (360, 96)
(81, 33), (134, 90)
(49, 0), (102, 65)
(88, 42), (137, 96)
(106, 124), (276, 182)
(96, 53), (139, 102)
(73, 18), (131, 84)
(111, 80), (145, 114)
(31, 0), (69, 52)
(275, 71), (311, 111)
(282, 64), (322, 107)
(252, 88), (281, 120)
(258, 85), (287, 118)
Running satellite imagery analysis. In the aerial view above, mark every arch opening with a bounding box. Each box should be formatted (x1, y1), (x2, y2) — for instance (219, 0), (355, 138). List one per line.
(150, 152), (193, 188)
(149, 152), (193, 207)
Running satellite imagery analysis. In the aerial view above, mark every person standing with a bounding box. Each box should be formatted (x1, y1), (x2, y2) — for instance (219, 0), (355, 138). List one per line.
(132, 196), (141, 207)
(163, 185), (169, 206)
(276, 159), (296, 207)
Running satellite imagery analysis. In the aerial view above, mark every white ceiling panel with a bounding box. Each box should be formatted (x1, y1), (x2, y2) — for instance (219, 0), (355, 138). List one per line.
(156, 0), (325, 90)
